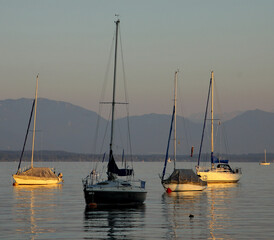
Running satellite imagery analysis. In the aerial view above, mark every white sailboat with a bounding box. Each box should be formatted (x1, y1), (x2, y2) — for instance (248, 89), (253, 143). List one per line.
(82, 19), (147, 207)
(161, 71), (207, 192)
(13, 75), (63, 185)
(259, 149), (270, 166)
(196, 71), (242, 183)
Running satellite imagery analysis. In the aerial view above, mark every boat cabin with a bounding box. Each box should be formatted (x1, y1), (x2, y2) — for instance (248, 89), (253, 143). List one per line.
(216, 163), (233, 172)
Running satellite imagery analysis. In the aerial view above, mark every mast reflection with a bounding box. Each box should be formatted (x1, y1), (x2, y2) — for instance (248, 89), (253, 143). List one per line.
(207, 183), (240, 239)
(13, 185), (62, 239)
(161, 191), (208, 239)
(84, 205), (146, 240)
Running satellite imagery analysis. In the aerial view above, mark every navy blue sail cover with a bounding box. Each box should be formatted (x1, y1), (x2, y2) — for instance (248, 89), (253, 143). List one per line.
(107, 150), (133, 176)
(213, 156), (229, 164)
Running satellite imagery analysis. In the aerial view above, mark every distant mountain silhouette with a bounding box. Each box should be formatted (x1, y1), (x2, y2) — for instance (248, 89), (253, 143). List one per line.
(0, 98), (273, 154)
(188, 110), (244, 123)
(0, 98), (107, 153)
(224, 109), (274, 154)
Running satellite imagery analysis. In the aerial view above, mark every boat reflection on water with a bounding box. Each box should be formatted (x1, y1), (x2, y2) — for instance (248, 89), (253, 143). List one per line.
(162, 191), (207, 208)
(207, 183), (240, 239)
(161, 183), (240, 239)
(13, 185), (62, 239)
(161, 191), (208, 239)
(84, 205), (146, 239)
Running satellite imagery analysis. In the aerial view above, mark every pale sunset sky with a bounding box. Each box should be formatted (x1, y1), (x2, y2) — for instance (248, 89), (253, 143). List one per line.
(0, 0), (273, 118)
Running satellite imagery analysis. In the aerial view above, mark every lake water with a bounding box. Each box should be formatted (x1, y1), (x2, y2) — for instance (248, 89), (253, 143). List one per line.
(1, 161), (274, 239)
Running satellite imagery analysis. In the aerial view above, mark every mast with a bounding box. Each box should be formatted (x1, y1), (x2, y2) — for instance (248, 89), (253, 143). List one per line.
(173, 71), (178, 169)
(210, 71), (214, 168)
(110, 19), (119, 153)
(264, 149), (266, 163)
(31, 74), (39, 168)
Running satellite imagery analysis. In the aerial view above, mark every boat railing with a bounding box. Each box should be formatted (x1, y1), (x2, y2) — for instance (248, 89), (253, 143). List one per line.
(115, 179), (146, 189)
(82, 171), (100, 186)
(196, 166), (210, 172)
(233, 168), (242, 174)
(17, 165), (31, 173)
(82, 175), (146, 189)
(197, 166), (242, 174)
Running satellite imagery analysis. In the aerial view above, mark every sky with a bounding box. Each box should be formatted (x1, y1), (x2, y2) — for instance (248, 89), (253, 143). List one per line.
(0, 0), (274, 118)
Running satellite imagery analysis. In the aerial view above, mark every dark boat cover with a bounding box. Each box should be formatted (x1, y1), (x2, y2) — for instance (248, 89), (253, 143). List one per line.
(108, 150), (133, 177)
(163, 169), (207, 185)
(17, 167), (58, 179)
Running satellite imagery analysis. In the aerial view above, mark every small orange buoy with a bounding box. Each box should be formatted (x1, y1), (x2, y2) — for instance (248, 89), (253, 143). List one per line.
(88, 203), (97, 208)
(166, 188), (172, 193)
(13, 182), (19, 186)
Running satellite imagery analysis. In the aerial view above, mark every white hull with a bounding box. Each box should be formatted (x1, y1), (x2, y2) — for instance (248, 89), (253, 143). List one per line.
(13, 175), (62, 185)
(259, 162), (270, 166)
(163, 182), (207, 192)
(197, 170), (241, 183)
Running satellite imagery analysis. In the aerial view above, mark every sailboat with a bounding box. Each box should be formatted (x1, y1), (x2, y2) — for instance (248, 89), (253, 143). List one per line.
(82, 19), (147, 207)
(12, 75), (63, 185)
(259, 149), (270, 165)
(196, 71), (242, 183)
(161, 71), (207, 192)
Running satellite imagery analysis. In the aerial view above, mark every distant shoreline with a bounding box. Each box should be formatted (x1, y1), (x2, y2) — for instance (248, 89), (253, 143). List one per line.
(0, 150), (271, 162)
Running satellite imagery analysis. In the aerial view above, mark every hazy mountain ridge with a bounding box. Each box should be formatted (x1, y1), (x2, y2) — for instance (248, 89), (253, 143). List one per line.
(0, 98), (273, 155)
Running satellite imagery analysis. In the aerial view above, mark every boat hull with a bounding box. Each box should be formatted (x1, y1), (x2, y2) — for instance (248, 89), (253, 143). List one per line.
(13, 175), (62, 185)
(84, 188), (147, 206)
(162, 182), (206, 192)
(197, 171), (241, 183)
(259, 162), (270, 166)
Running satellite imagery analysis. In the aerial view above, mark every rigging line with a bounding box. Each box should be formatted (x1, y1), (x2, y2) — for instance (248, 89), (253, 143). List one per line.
(177, 74), (192, 152)
(213, 76), (230, 156)
(215, 120), (220, 157)
(94, 109), (112, 173)
(100, 31), (116, 103)
(119, 23), (134, 166)
(222, 120), (231, 156)
(116, 115), (125, 152)
(93, 30), (115, 154)
(99, 108), (112, 157)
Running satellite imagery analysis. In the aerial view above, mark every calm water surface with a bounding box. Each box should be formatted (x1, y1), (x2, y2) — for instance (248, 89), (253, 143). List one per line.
(1, 161), (274, 239)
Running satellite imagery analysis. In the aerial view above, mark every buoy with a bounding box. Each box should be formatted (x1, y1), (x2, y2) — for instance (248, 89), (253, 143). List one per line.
(13, 182), (18, 186)
(189, 214), (194, 218)
(88, 203), (97, 208)
(166, 188), (172, 193)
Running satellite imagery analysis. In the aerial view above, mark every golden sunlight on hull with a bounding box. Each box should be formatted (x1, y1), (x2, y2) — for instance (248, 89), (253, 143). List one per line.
(197, 171), (241, 183)
(13, 175), (63, 185)
(163, 183), (207, 192)
(259, 162), (270, 166)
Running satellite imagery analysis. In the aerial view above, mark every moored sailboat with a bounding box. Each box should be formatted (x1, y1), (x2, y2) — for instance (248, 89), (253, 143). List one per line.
(12, 75), (63, 185)
(259, 149), (270, 166)
(196, 71), (242, 183)
(82, 19), (147, 207)
(161, 71), (207, 192)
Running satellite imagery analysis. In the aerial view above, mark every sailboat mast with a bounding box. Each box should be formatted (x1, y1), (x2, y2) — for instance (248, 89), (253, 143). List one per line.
(31, 74), (39, 168)
(173, 71), (178, 169)
(265, 149), (266, 163)
(211, 71), (214, 168)
(110, 19), (119, 152)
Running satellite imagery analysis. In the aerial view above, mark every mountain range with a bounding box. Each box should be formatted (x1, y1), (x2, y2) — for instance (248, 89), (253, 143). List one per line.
(0, 98), (273, 155)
